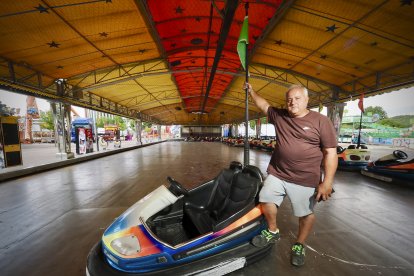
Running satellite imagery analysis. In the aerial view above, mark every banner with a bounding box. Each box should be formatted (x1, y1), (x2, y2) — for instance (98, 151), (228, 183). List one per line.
(237, 16), (249, 70)
(358, 93), (364, 113)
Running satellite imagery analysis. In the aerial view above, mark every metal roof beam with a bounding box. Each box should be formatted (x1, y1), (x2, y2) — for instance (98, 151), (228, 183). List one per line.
(200, 0), (238, 113)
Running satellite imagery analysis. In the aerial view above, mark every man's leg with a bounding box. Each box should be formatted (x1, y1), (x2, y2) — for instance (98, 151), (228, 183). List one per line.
(297, 213), (315, 244)
(261, 202), (278, 232)
(252, 175), (285, 247)
(291, 214), (315, 266)
(286, 182), (317, 267)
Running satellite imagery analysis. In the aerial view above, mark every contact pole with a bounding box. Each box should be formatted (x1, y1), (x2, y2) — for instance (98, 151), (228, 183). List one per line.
(357, 110), (363, 148)
(243, 2), (250, 166)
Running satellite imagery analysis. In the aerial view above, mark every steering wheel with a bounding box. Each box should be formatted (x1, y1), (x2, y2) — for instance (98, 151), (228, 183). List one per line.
(167, 176), (189, 196)
(393, 150), (408, 160)
(336, 145), (345, 154)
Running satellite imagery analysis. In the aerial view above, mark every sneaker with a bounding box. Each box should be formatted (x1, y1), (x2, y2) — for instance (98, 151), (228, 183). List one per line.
(291, 242), (305, 266)
(252, 229), (280, 247)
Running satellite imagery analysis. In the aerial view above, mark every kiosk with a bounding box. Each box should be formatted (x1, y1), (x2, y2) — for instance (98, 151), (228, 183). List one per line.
(0, 116), (22, 168)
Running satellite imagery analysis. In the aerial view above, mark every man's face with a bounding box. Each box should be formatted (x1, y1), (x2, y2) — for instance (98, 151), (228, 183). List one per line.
(286, 88), (309, 117)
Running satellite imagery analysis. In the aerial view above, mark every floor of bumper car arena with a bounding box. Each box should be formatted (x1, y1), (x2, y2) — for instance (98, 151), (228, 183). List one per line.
(0, 141), (413, 276)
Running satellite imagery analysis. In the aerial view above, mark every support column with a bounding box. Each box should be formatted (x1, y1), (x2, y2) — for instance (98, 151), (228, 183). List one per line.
(327, 102), (346, 139)
(51, 102), (74, 159)
(157, 125), (161, 141)
(91, 110), (99, 151)
(256, 119), (261, 138)
(135, 119), (142, 145)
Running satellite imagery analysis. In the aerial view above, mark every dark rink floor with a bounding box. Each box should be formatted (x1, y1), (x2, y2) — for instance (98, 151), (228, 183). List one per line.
(0, 142), (413, 276)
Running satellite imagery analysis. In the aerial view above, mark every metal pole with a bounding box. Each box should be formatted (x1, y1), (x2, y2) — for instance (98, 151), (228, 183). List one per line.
(243, 2), (250, 166)
(357, 111), (363, 148)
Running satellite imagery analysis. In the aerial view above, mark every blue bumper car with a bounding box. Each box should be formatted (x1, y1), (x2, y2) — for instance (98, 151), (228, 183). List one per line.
(86, 162), (272, 275)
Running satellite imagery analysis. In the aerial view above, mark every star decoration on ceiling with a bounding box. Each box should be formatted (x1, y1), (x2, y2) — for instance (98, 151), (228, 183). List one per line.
(35, 4), (49, 13)
(400, 0), (412, 6)
(274, 39), (282, 45)
(47, 41), (60, 48)
(138, 49), (146, 54)
(99, 32), (108, 37)
(326, 24), (339, 32)
(175, 6), (184, 14)
(320, 55), (327, 59)
(56, 65), (64, 69)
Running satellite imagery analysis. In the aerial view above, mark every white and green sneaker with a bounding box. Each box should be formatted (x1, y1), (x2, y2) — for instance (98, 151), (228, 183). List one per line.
(252, 229), (280, 247)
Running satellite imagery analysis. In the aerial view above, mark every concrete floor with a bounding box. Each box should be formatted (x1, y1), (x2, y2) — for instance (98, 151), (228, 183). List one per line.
(0, 141), (413, 276)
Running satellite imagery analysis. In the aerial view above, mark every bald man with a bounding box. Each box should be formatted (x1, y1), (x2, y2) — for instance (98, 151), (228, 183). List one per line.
(245, 83), (338, 267)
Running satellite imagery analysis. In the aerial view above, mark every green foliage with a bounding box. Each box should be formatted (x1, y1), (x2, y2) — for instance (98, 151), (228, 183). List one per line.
(39, 110), (54, 130)
(129, 119), (135, 129)
(364, 106), (388, 119)
(96, 117), (105, 128)
(96, 115), (127, 130)
(143, 122), (152, 129)
(249, 120), (256, 130)
(113, 116), (126, 131)
(378, 118), (404, 128)
(380, 115), (414, 128)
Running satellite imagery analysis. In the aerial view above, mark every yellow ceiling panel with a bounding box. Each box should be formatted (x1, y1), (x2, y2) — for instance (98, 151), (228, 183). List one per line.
(1, 0), (413, 125)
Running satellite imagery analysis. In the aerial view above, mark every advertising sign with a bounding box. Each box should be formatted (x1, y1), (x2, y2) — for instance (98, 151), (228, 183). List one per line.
(85, 128), (93, 153)
(78, 127), (86, 154)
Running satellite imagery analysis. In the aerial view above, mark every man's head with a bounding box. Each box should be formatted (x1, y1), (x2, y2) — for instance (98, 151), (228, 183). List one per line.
(285, 85), (309, 118)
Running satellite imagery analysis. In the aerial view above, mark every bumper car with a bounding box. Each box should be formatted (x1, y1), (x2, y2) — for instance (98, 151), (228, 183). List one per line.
(337, 145), (371, 170)
(86, 162), (272, 276)
(361, 150), (414, 183)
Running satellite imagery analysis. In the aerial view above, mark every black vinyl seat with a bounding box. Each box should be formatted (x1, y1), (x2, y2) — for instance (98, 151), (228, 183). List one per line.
(184, 169), (236, 234)
(185, 165), (262, 235)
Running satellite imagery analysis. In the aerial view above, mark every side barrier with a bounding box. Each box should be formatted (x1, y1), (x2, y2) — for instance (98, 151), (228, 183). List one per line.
(392, 138), (414, 149)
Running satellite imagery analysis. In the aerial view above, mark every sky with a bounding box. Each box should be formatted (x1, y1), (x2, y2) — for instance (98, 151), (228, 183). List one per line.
(1, 86), (414, 118)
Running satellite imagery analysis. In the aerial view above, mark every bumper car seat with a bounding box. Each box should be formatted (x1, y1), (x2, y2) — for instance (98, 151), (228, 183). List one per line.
(185, 165), (262, 235)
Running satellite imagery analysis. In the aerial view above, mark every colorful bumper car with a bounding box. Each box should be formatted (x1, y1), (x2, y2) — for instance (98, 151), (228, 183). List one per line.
(86, 162), (272, 276)
(361, 150), (414, 184)
(337, 145), (371, 170)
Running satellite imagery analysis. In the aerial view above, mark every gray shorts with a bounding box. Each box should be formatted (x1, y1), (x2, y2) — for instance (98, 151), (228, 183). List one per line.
(259, 174), (316, 217)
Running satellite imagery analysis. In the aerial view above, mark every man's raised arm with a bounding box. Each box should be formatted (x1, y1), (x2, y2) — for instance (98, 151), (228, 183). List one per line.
(245, 83), (270, 115)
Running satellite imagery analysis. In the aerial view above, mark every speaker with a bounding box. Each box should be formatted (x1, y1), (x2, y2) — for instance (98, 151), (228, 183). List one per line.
(0, 116), (22, 167)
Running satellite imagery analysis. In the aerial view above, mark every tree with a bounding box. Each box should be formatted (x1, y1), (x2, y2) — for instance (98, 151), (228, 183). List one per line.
(379, 118), (404, 128)
(39, 110), (54, 130)
(129, 119), (135, 129)
(249, 120), (256, 130)
(364, 106), (388, 120)
(96, 116), (126, 130)
(113, 116), (127, 131)
(143, 122), (152, 129)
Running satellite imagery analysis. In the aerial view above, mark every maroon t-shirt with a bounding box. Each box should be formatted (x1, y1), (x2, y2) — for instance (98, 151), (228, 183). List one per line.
(267, 107), (337, 187)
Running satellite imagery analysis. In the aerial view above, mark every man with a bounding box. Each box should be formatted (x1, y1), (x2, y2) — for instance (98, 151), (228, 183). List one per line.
(245, 83), (338, 267)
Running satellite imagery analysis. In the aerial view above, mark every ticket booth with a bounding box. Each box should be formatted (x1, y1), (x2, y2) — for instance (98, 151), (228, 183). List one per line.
(0, 116), (23, 168)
